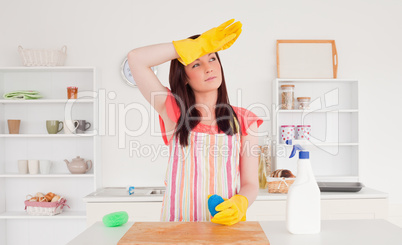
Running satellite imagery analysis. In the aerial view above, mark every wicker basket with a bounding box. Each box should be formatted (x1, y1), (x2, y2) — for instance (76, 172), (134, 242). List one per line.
(18, 45), (67, 66)
(24, 198), (69, 216)
(267, 177), (295, 193)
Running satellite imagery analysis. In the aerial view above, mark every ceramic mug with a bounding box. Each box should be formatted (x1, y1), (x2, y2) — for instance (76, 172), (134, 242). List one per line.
(46, 120), (64, 134)
(8, 119), (21, 134)
(67, 86), (78, 99)
(28, 159), (39, 174)
(64, 120), (79, 134)
(76, 120), (91, 134)
(296, 125), (311, 140)
(18, 160), (28, 174)
(39, 160), (52, 174)
(280, 125), (296, 144)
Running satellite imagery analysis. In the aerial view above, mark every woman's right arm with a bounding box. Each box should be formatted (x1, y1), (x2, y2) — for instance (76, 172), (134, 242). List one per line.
(127, 20), (241, 130)
(127, 43), (179, 116)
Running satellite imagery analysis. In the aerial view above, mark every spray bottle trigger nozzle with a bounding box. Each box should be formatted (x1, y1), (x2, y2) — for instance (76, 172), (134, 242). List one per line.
(290, 144), (304, 158)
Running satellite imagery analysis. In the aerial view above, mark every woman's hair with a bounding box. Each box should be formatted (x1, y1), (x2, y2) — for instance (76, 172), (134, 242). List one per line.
(169, 35), (240, 146)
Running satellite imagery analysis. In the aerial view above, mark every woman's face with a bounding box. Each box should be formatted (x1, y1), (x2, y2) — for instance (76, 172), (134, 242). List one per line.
(184, 53), (222, 93)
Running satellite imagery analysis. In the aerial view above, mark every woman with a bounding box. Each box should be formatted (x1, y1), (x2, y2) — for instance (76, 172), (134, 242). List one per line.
(127, 19), (263, 226)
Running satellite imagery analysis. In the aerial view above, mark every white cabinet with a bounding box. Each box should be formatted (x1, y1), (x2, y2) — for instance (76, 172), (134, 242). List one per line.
(272, 78), (359, 181)
(85, 196), (387, 228)
(0, 67), (99, 245)
(247, 199), (388, 221)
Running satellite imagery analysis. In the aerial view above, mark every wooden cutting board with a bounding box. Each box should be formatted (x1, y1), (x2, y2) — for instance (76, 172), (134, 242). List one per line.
(118, 221), (270, 245)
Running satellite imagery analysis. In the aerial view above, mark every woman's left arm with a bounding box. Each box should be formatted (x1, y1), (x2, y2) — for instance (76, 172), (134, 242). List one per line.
(210, 121), (260, 225)
(238, 121), (259, 207)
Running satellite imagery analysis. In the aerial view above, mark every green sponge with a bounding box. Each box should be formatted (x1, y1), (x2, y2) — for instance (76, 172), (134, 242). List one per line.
(102, 211), (129, 227)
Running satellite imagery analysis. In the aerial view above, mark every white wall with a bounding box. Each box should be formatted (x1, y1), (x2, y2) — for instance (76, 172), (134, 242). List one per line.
(1, 0), (401, 204)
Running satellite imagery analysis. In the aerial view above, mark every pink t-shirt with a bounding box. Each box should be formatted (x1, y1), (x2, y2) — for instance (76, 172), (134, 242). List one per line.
(159, 87), (263, 145)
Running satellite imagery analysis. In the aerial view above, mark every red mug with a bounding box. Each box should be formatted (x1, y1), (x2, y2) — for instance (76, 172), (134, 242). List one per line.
(67, 86), (78, 99)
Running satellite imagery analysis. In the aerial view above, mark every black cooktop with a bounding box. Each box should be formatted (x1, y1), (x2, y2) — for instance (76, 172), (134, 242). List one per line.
(317, 182), (364, 192)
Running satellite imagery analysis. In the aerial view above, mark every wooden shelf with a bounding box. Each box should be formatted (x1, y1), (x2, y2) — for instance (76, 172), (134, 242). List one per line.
(0, 211), (86, 219)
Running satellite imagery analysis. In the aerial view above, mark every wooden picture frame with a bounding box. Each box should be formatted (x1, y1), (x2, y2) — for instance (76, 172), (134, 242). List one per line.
(276, 40), (338, 78)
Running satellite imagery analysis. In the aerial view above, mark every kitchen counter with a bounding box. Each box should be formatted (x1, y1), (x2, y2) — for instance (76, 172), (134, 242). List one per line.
(67, 219), (402, 245)
(83, 187), (388, 203)
(84, 187), (388, 226)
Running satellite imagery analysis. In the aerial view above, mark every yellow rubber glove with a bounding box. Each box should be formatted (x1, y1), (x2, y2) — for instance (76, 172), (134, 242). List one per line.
(172, 19), (242, 66)
(211, 194), (248, 226)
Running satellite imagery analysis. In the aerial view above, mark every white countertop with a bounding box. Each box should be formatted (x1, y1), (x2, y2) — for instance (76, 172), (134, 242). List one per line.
(83, 187), (388, 203)
(256, 187), (388, 200)
(67, 219), (402, 245)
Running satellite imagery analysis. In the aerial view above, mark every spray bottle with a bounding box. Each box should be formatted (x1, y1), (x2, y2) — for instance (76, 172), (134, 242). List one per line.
(286, 144), (321, 234)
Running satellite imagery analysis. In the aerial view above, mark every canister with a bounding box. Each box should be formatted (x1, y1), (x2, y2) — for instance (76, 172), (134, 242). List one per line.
(280, 85), (295, 109)
(280, 125), (295, 143)
(296, 125), (311, 140)
(297, 97), (311, 110)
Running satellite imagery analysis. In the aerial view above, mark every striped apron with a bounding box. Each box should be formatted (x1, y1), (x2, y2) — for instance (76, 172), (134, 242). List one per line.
(160, 120), (241, 222)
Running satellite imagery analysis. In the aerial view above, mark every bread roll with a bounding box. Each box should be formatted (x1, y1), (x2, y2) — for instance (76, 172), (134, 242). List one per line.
(270, 169), (283, 178)
(51, 195), (60, 202)
(281, 169), (296, 178)
(45, 192), (55, 202)
(35, 192), (45, 198)
(39, 196), (48, 202)
(270, 169), (295, 178)
(29, 197), (39, 202)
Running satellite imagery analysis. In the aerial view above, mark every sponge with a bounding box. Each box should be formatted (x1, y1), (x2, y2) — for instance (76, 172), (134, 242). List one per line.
(208, 194), (225, 217)
(102, 211), (129, 227)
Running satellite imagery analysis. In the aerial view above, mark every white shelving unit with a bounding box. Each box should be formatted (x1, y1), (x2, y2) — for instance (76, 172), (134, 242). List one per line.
(0, 211), (87, 219)
(272, 78), (359, 182)
(0, 134), (96, 138)
(0, 174), (94, 178)
(0, 99), (95, 104)
(0, 67), (99, 245)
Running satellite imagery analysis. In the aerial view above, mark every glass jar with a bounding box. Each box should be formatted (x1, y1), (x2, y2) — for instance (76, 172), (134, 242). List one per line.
(258, 141), (272, 189)
(280, 85), (295, 109)
(297, 97), (311, 110)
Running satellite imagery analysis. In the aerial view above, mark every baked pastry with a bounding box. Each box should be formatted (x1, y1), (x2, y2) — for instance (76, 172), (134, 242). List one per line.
(281, 170), (296, 178)
(39, 196), (48, 202)
(270, 169), (295, 178)
(35, 192), (45, 198)
(270, 169), (281, 177)
(51, 195), (61, 202)
(45, 192), (55, 202)
(29, 197), (39, 202)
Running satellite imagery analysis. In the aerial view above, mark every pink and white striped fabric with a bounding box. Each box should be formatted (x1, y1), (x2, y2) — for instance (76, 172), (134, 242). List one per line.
(160, 120), (241, 222)
(158, 87), (263, 222)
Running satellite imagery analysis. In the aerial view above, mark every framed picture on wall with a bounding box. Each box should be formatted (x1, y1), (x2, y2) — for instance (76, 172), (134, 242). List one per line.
(276, 40), (338, 79)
